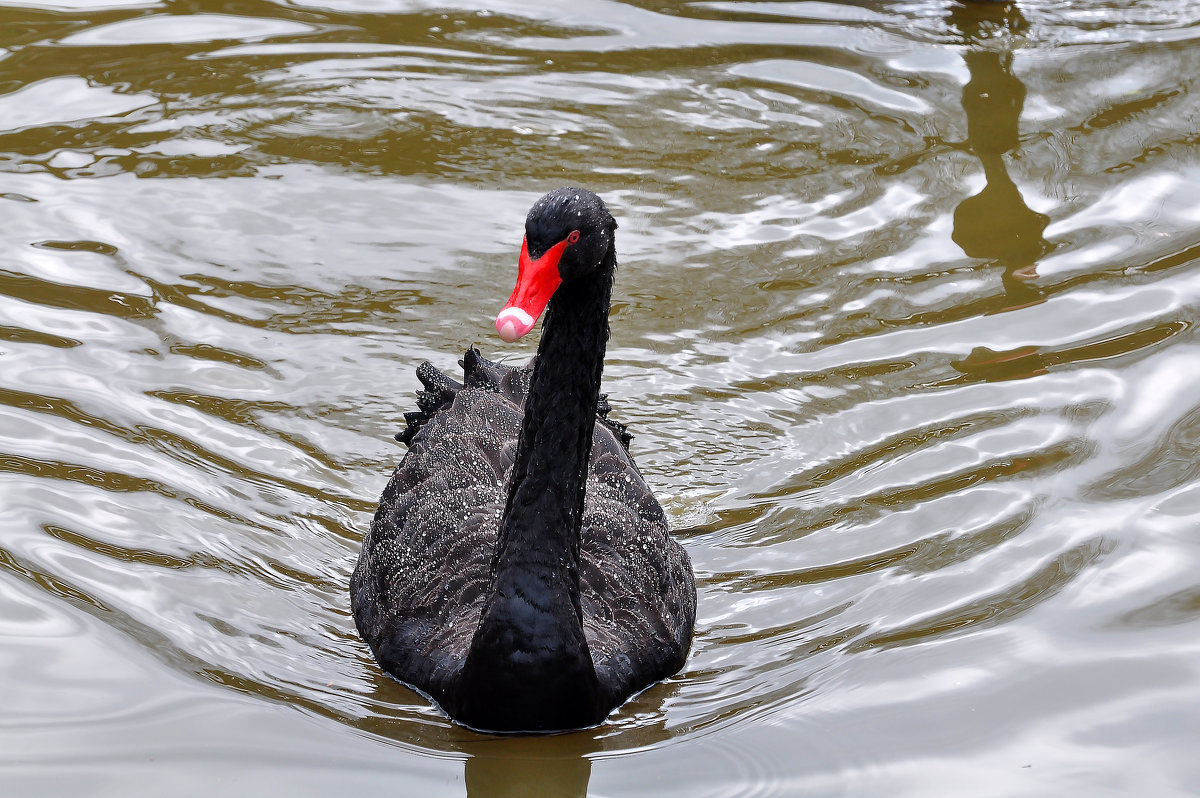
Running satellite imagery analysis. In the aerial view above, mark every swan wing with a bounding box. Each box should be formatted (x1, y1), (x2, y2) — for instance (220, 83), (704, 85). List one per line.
(580, 425), (697, 703)
(351, 378), (519, 704)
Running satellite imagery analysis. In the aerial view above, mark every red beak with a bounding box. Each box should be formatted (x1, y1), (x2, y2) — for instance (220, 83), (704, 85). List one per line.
(495, 235), (569, 342)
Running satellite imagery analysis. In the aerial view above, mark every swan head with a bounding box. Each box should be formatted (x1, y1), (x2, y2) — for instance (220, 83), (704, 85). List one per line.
(496, 187), (617, 343)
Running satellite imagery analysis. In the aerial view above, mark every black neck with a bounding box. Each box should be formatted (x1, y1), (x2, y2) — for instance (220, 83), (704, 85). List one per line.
(454, 247), (616, 731)
(493, 258), (613, 581)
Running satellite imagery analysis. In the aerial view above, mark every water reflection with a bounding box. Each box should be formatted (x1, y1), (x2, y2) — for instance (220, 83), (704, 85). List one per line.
(950, 1), (1050, 274)
(948, 0), (1052, 380)
(463, 737), (591, 798)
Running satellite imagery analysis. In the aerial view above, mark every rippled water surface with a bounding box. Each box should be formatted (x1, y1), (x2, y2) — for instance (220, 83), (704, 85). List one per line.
(4, 0), (1200, 795)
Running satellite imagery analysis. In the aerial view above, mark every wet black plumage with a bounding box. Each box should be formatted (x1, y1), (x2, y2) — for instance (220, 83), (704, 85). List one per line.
(350, 188), (696, 732)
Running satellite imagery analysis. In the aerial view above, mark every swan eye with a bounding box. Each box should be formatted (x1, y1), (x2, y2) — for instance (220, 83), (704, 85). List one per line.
(566, 230), (580, 245)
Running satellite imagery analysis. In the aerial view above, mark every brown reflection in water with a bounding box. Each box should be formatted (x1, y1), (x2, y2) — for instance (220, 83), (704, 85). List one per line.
(0, 7), (581, 179)
(947, 1), (1053, 380)
(463, 735), (592, 798)
(949, 1), (1050, 284)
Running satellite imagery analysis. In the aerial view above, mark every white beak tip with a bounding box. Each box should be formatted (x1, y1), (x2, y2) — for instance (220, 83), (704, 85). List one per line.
(495, 307), (535, 342)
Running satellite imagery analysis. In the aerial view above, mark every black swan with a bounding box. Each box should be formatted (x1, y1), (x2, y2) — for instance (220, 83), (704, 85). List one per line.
(351, 187), (696, 733)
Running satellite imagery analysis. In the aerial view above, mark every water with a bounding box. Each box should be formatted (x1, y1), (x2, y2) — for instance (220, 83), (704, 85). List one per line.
(3, 0), (1200, 795)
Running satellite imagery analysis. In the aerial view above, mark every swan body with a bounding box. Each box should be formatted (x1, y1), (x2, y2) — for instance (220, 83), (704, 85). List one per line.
(351, 188), (696, 732)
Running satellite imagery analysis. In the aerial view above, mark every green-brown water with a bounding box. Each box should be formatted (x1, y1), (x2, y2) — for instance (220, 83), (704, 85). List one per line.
(4, 1), (1200, 795)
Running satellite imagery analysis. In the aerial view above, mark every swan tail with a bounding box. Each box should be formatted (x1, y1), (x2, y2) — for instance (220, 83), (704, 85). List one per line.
(596, 393), (633, 449)
(395, 348), (631, 449)
(395, 361), (463, 445)
(463, 347), (537, 407)
(461, 346), (508, 391)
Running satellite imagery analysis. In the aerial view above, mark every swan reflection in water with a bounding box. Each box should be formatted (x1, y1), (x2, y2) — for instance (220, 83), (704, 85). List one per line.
(464, 738), (591, 798)
(947, 0), (1054, 381)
